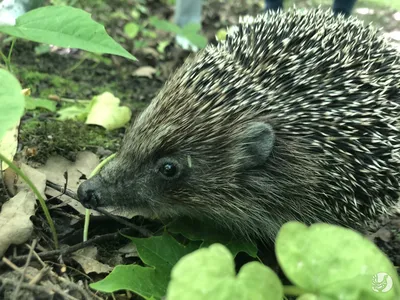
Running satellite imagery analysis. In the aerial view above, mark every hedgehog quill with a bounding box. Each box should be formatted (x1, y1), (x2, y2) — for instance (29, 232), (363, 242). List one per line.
(78, 9), (400, 244)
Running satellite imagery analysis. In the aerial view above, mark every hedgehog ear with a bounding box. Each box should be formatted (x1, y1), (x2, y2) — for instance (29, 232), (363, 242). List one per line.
(239, 122), (275, 168)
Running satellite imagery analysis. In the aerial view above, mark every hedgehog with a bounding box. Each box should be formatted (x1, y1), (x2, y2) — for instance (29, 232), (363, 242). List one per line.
(77, 8), (400, 244)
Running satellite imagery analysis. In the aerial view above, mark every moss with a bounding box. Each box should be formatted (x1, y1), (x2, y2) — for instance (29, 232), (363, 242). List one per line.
(20, 118), (124, 163)
(15, 68), (81, 97)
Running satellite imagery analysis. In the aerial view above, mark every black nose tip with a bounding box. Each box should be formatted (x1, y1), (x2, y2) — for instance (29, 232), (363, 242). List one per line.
(77, 181), (99, 209)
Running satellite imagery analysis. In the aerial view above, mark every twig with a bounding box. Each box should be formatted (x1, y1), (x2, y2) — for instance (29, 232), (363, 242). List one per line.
(12, 239), (37, 299)
(97, 208), (152, 237)
(1, 228), (134, 267)
(3, 250), (94, 299)
(46, 180), (77, 200)
(0, 278), (55, 298)
(27, 247), (94, 299)
(46, 180), (152, 237)
(28, 266), (51, 285)
(26, 243), (46, 268)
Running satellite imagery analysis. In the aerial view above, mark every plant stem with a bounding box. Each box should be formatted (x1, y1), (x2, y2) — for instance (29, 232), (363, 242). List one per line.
(0, 153), (58, 249)
(83, 209), (90, 242)
(283, 285), (307, 296)
(83, 153), (116, 242)
(0, 50), (9, 70)
(59, 97), (90, 103)
(7, 38), (16, 66)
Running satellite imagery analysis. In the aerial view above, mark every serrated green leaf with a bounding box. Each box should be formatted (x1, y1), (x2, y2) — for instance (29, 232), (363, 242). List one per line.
(0, 6), (136, 61)
(130, 233), (201, 273)
(91, 233), (201, 299)
(168, 218), (257, 258)
(25, 97), (57, 112)
(90, 265), (167, 300)
(0, 69), (24, 140)
(276, 222), (400, 300)
(167, 244), (282, 300)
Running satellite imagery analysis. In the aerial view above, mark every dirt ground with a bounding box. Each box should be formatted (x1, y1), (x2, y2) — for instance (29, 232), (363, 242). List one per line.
(0, 0), (400, 299)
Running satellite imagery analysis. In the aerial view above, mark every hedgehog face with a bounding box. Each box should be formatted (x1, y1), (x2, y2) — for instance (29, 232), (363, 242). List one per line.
(77, 117), (277, 223)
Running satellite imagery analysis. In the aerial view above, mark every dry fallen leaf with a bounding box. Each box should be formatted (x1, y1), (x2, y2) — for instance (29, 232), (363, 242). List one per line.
(133, 66), (156, 78)
(72, 246), (113, 274)
(118, 242), (139, 258)
(139, 47), (159, 58)
(0, 121), (19, 170)
(0, 164), (46, 257)
(37, 151), (101, 216)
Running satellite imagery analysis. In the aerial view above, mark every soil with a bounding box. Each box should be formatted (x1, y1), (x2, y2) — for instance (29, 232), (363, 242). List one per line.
(0, 0), (399, 299)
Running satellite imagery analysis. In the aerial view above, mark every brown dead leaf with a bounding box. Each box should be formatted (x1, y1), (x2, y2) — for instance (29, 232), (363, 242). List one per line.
(0, 164), (46, 257)
(118, 242), (139, 258)
(139, 47), (159, 58)
(37, 151), (101, 216)
(72, 246), (113, 274)
(133, 66), (156, 78)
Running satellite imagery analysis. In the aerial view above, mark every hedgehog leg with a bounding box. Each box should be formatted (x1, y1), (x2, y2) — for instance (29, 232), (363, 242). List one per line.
(264, 0), (283, 12)
(332, 0), (357, 17)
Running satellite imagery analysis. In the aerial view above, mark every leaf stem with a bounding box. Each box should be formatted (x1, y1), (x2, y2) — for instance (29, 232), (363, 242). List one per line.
(283, 285), (307, 296)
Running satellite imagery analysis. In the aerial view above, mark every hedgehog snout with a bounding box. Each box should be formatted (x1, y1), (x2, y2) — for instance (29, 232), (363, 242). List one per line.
(77, 178), (101, 209)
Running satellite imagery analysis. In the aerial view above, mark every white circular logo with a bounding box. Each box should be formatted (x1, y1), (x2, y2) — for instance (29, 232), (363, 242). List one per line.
(372, 272), (393, 293)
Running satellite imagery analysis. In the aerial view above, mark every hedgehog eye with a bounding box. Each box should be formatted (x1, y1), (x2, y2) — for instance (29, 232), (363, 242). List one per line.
(156, 158), (181, 180)
(160, 162), (177, 177)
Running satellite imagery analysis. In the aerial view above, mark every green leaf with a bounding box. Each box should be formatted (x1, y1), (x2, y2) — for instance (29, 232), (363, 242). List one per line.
(182, 32), (207, 49)
(130, 9), (141, 20)
(25, 97), (57, 112)
(168, 217), (258, 258)
(85, 92), (132, 130)
(149, 16), (182, 34)
(0, 69), (24, 140)
(142, 29), (157, 39)
(216, 28), (227, 41)
(91, 233), (201, 299)
(181, 23), (207, 49)
(124, 22), (140, 39)
(157, 40), (170, 54)
(90, 265), (167, 300)
(34, 44), (51, 55)
(0, 6), (136, 61)
(276, 222), (400, 300)
(57, 104), (89, 121)
(167, 244), (283, 300)
(236, 262), (283, 300)
(181, 23), (201, 35)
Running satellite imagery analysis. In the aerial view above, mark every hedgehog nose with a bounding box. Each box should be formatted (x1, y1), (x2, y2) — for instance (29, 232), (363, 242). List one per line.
(77, 181), (99, 209)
